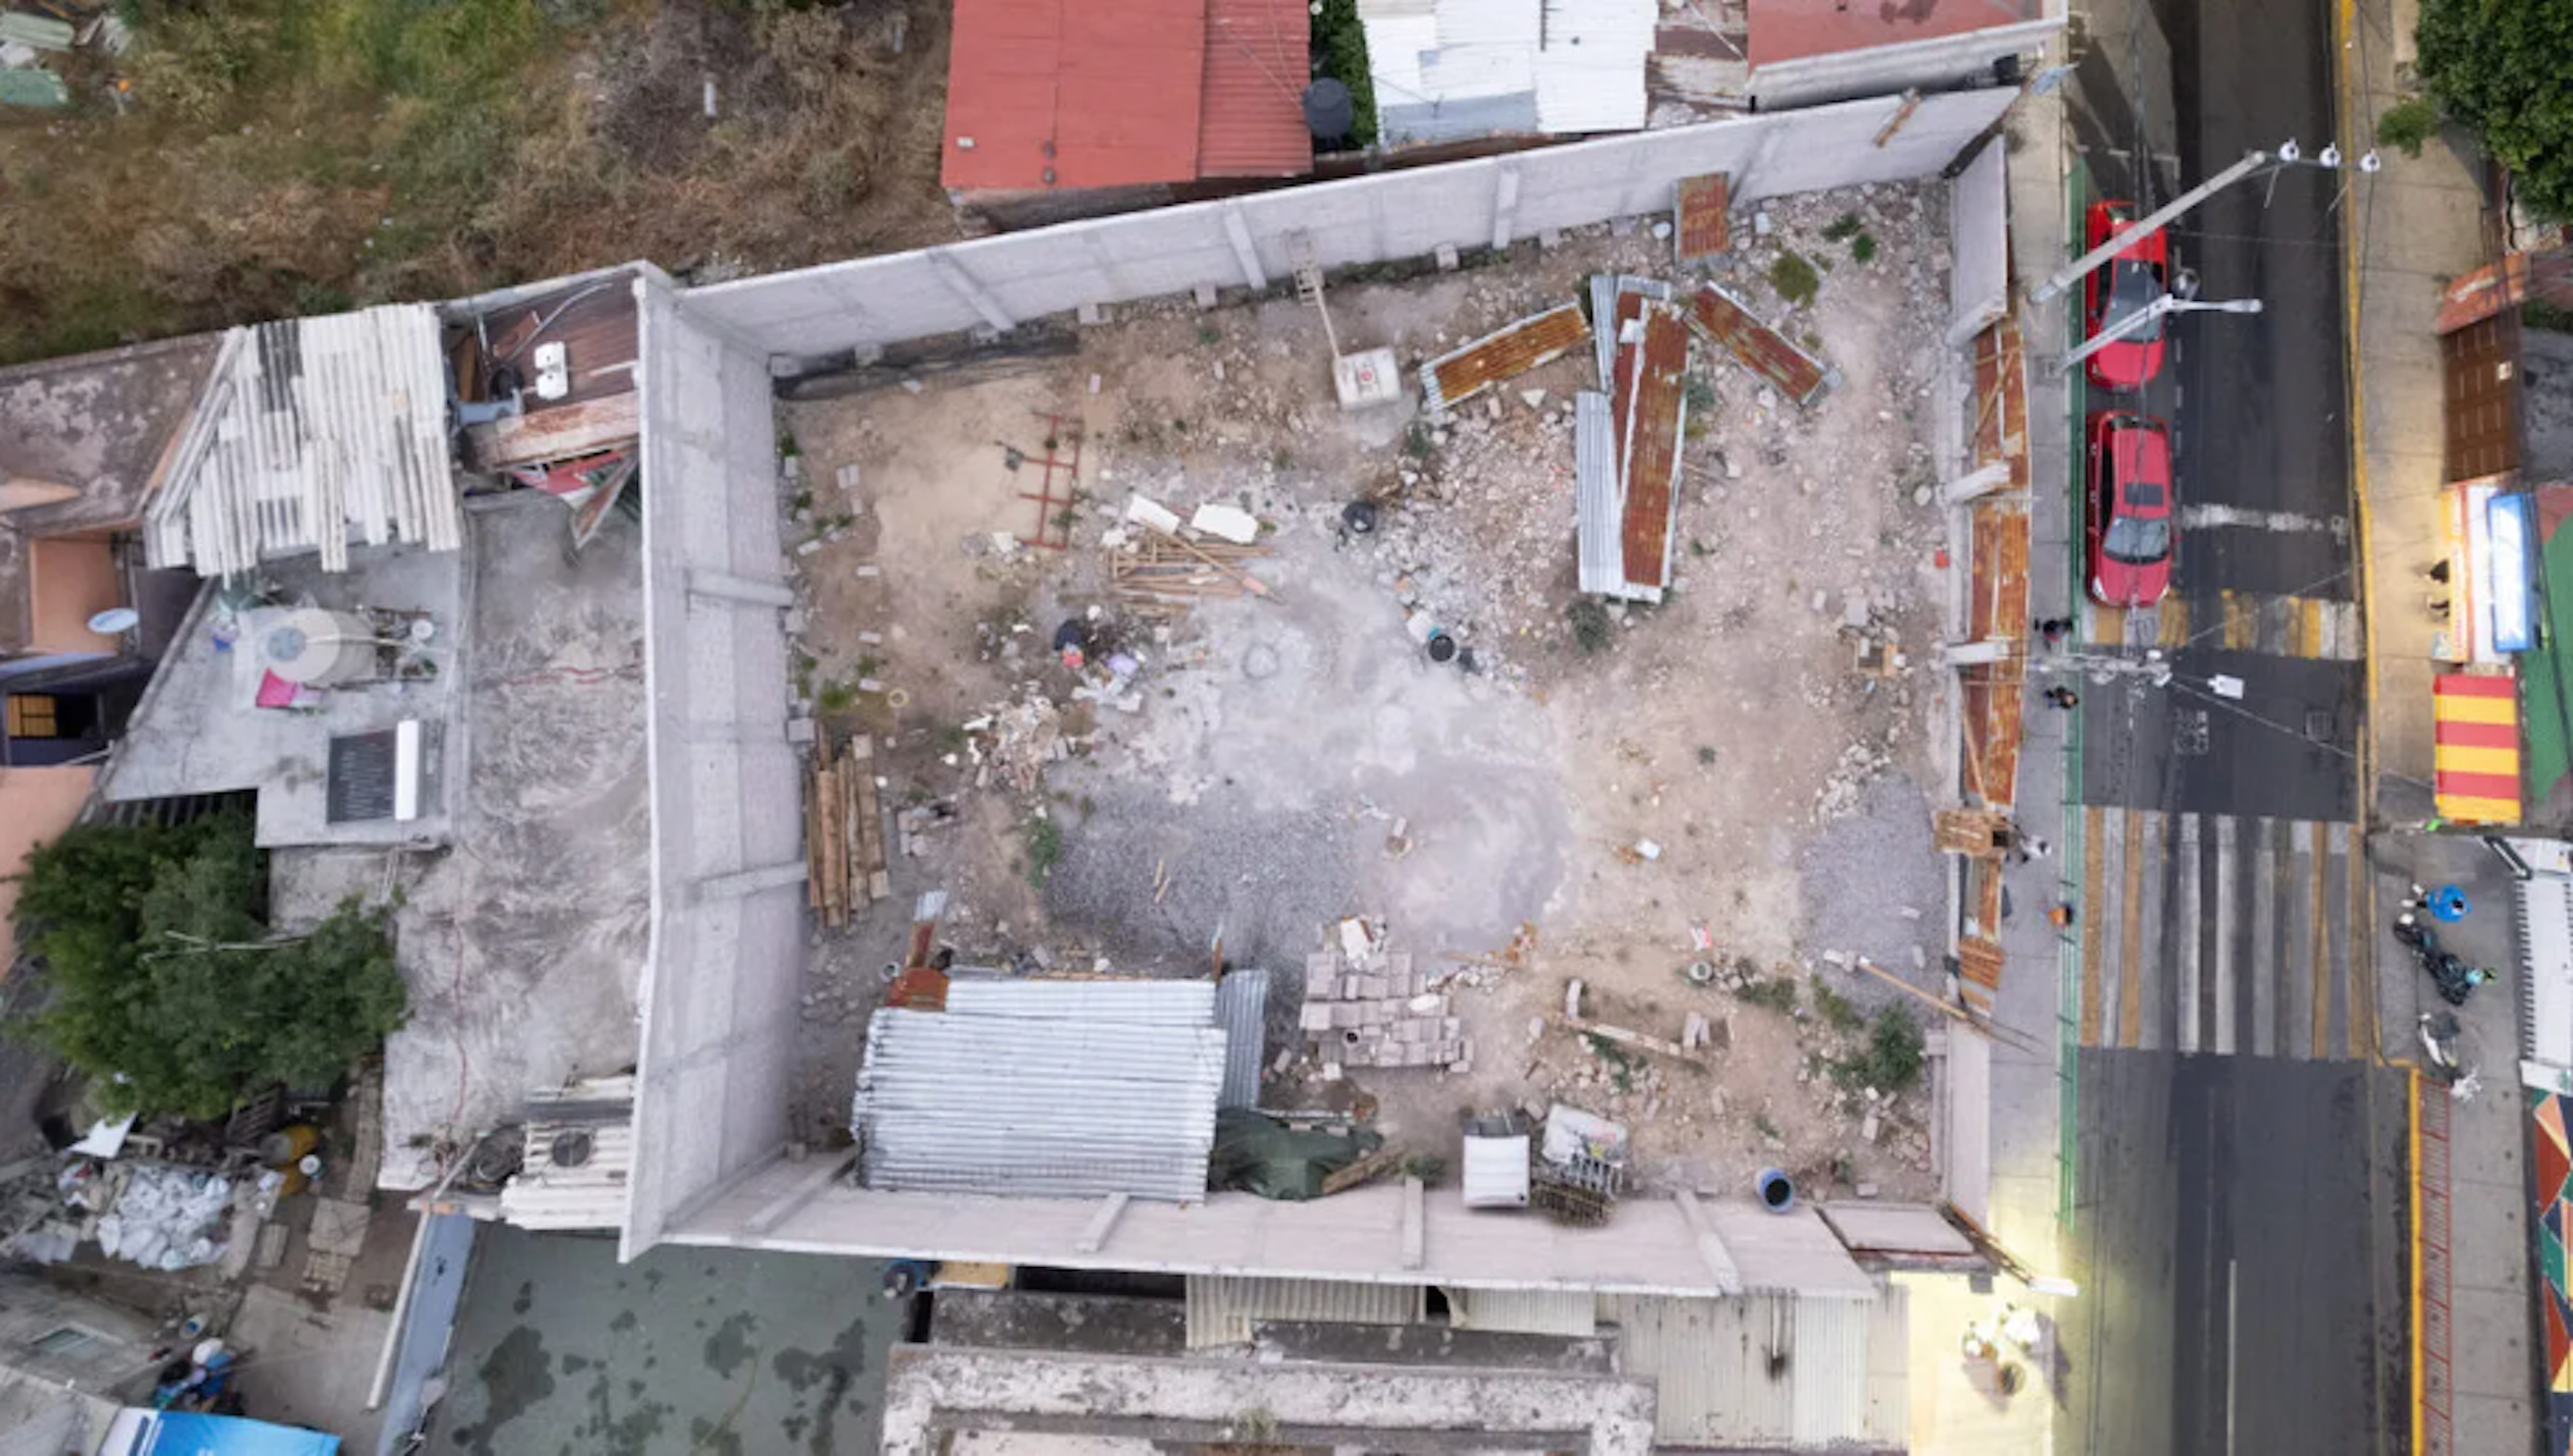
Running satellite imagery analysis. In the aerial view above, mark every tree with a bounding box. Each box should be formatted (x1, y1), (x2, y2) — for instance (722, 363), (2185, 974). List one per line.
(2416, 0), (2573, 221)
(9, 815), (407, 1120)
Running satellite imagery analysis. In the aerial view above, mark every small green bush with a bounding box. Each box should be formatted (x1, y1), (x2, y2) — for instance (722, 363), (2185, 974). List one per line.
(2375, 95), (2440, 157)
(1567, 598), (1613, 654)
(1770, 251), (1821, 308)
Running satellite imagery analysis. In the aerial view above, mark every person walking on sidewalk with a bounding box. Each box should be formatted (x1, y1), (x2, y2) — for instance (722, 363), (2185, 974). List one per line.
(2044, 685), (2079, 710)
(2034, 616), (2073, 649)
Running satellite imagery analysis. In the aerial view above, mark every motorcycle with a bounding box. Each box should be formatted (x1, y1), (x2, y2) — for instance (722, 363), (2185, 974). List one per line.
(2393, 910), (2496, 1007)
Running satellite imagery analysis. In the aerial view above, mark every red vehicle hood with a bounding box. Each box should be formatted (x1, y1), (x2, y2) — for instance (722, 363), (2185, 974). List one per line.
(2094, 553), (2171, 609)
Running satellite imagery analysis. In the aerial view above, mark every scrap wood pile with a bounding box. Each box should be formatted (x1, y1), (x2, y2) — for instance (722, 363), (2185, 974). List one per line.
(1108, 533), (1270, 619)
(808, 733), (890, 927)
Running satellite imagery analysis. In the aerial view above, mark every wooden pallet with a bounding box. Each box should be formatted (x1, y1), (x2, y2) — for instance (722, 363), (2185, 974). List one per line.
(808, 734), (890, 927)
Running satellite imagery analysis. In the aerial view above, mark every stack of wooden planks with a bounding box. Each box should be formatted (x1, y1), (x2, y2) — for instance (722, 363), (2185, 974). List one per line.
(808, 734), (890, 927)
(1108, 533), (1271, 618)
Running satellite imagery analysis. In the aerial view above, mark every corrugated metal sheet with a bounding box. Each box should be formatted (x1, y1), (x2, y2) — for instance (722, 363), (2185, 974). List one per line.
(1673, 172), (1732, 261)
(1603, 1288), (1898, 1448)
(1420, 303), (1589, 417)
(1214, 968), (1270, 1108)
(1461, 1132), (1530, 1207)
(144, 307), (460, 578)
(1200, 0), (1313, 178)
(1575, 390), (1639, 600)
(1364, 0), (1640, 139)
(941, 0), (1207, 190)
(2520, 875), (2573, 1067)
(1449, 1286), (1593, 1335)
(1616, 300), (1689, 594)
(853, 1008), (1225, 1201)
(1435, 0), (1538, 49)
(1531, 0), (1651, 133)
(941, 978), (1217, 1024)
(1186, 1275), (1427, 1347)
(1689, 280), (1839, 407)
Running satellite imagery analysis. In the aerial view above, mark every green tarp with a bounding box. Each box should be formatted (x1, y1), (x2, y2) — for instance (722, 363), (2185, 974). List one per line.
(1207, 1108), (1381, 1201)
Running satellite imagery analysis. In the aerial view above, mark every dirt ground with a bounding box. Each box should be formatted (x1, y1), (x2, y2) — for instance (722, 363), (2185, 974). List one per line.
(781, 183), (1964, 1205)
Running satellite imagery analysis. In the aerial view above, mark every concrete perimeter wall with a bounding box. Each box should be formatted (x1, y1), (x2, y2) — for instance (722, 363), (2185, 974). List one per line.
(623, 269), (810, 1259)
(685, 90), (2018, 364)
(1752, 18), (2064, 114)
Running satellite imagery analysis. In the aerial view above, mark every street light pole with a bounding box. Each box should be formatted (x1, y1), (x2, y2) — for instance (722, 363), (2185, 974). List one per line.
(2030, 149), (2279, 305)
(2055, 294), (2263, 373)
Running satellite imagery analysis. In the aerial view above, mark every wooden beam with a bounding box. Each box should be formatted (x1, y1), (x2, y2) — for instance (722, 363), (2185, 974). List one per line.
(464, 393), (641, 470)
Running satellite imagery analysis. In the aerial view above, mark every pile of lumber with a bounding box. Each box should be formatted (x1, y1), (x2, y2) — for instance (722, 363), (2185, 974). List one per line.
(808, 734), (890, 927)
(1108, 533), (1271, 618)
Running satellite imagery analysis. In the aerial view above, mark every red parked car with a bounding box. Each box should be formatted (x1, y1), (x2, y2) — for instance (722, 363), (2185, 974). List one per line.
(2081, 200), (2170, 392)
(2087, 411), (2175, 608)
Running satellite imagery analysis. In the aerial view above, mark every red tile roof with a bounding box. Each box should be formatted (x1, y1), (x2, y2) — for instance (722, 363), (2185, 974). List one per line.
(1198, 0), (1313, 178)
(1746, 0), (2036, 67)
(942, 0), (1210, 190)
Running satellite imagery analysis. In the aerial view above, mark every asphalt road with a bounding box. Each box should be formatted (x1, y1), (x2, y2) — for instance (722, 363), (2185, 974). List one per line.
(2065, 0), (2361, 824)
(2058, 1052), (2410, 1456)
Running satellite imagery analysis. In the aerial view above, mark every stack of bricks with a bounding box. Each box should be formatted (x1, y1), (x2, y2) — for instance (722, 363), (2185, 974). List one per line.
(1298, 931), (1472, 1073)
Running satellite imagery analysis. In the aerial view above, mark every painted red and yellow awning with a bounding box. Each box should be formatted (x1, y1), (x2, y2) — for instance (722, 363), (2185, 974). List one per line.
(2434, 672), (2523, 824)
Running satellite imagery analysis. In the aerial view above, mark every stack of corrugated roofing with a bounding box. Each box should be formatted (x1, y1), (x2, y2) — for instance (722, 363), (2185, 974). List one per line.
(144, 306), (459, 578)
(851, 980), (1229, 1201)
(1577, 278), (1691, 602)
(1417, 303), (1589, 419)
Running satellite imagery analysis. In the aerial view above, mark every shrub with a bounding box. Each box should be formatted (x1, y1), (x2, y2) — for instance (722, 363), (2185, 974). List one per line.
(1769, 251), (1820, 308)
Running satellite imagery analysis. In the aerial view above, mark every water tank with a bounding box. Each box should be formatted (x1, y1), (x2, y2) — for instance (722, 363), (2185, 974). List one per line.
(261, 609), (380, 686)
(1303, 79), (1355, 141)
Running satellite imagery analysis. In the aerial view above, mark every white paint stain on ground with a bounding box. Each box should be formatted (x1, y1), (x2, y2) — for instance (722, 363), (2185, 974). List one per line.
(2177, 503), (2349, 538)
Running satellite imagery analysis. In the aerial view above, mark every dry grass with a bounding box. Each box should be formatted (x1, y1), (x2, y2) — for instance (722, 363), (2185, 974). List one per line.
(0, 0), (958, 365)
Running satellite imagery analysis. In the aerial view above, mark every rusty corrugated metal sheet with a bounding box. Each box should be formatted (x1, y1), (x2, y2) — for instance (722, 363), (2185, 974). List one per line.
(2436, 249), (2573, 335)
(942, 0), (1207, 190)
(1617, 300), (1689, 592)
(1673, 172), (1731, 261)
(1419, 303), (1589, 416)
(1689, 281), (1836, 407)
(1199, 0), (1313, 178)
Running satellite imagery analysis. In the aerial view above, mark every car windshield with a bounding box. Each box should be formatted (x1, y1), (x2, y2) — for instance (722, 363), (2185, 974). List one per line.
(2103, 259), (2165, 341)
(2103, 513), (2172, 564)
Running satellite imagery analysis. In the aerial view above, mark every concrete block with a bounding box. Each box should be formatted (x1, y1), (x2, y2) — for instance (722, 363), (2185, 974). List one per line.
(1193, 283), (1219, 309)
(1300, 1002), (1335, 1031)
(1360, 1002), (1388, 1027)
(1340, 976), (1362, 1000)
(1307, 952), (1337, 995)
(785, 718), (817, 744)
(782, 608), (807, 635)
(1435, 244), (1460, 271)
(1358, 975), (1387, 999)
(1078, 302), (1105, 326)
(1330, 1003), (1363, 1029)
(1538, 228), (1564, 250)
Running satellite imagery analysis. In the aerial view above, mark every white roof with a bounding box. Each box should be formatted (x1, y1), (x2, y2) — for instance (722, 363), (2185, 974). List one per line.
(145, 306), (460, 578)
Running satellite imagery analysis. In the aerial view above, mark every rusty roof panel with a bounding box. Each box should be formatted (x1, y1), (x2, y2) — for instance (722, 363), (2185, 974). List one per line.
(1200, 0), (1314, 178)
(943, 0), (1208, 190)
(1673, 173), (1731, 262)
(1420, 303), (1589, 416)
(1617, 300), (1689, 592)
(1689, 281), (1837, 407)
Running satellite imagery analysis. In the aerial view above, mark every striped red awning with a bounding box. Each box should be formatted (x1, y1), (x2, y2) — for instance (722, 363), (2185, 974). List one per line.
(2433, 673), (2521, 825)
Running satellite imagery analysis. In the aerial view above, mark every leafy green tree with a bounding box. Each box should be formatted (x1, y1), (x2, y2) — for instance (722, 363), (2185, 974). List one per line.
(9, 815), (407, 1120)
(2416, 0), (2573, 220)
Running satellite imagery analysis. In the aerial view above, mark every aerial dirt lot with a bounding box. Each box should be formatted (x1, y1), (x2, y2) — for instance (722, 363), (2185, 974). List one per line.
(784, 183), (1961, 1203)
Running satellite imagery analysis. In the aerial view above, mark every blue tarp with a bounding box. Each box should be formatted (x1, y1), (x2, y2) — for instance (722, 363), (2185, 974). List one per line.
(141, 1412), (340, 1456)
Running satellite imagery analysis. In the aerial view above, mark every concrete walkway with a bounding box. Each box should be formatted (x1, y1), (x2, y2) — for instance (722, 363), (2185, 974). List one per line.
(2333, 0), (2543, 1452)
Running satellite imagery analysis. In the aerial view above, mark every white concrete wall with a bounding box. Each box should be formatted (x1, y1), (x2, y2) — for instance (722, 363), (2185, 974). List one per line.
(1751, 17), (2064, 113)
(622, 269), (810, 1258)
(1950, 138), (2011, 344)
(685, 91), (2018, 363)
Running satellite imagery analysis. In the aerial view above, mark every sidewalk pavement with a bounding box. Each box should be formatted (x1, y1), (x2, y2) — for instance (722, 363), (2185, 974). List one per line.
(2334, 0), (2543, 1451)
(2341, 0), (2493, 828)
(1910, 72), (2079, 1456)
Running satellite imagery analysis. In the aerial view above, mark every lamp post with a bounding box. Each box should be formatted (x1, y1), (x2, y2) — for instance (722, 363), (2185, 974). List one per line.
(2056, 294), (2263, 375)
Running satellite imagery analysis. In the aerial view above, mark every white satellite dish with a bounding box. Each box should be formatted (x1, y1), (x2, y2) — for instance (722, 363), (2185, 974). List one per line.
(86, 607), (139, 636)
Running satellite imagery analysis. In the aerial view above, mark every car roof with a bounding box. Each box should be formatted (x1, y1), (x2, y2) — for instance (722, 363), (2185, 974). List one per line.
(2105, 415), (2172, 497)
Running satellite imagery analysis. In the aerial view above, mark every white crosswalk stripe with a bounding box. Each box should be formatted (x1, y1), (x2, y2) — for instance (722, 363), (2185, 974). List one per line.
(2073, 806), (2369, 1060)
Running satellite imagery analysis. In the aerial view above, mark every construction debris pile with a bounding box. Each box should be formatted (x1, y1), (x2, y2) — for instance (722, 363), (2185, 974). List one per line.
(1298, 918), (1472, 1075)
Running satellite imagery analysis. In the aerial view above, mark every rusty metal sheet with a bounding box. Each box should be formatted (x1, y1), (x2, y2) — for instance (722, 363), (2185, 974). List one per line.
(1674, 172), (1731, 261)
(1969, 317), (2028, 492)
(1960, 500), (2028, 813)
(1419, 304), (1589, 417)
(1618, 300), (1690, 592)
(1689, 283), (1837, 407)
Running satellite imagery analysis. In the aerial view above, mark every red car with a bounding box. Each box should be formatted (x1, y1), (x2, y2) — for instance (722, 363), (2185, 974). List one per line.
(2081, 200), (2170, 392)
(2087, 411), (2175, 608)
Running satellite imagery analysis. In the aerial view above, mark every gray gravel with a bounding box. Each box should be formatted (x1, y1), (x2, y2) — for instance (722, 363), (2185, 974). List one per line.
(1795, 769), (1945, 1006)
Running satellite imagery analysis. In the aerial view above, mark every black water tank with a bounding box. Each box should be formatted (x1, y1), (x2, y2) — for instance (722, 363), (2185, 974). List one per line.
(1303, 79), (1356, 141)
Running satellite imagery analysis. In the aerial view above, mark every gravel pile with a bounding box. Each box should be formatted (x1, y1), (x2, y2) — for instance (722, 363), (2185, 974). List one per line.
(1795, 769), (1945, 1000)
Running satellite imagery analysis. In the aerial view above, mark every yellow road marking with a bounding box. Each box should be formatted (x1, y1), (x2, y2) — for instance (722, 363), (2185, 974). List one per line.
(2093, 603), (2127, 647)
(2296, 596), (2326, 658)
(2348, 844), (2371, 1061)
(2222, 590), (2257, 650)
(2158, 598), (2190, 648)
(2120, 809), (2147, 1049)
(2081, 805), (2105, 1045)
